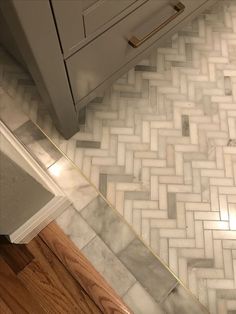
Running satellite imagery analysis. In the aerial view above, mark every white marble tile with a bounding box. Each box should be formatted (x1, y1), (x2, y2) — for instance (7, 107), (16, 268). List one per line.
(47, 157), (98, 210)
(81, 236), (136, 296)
(56, 205), (96, 249)
(81, 196), (135, 254)
(229, 203), (236, 230)
(118, 238), (177, 303)
(123, 282), (164, 314)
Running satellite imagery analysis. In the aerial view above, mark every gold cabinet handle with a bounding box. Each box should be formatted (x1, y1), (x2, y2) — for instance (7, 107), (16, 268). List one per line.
(128, 2), (185, 48)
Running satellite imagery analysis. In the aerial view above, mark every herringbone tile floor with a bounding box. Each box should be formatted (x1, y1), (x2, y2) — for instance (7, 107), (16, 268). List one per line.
(1, 1), (236, 313)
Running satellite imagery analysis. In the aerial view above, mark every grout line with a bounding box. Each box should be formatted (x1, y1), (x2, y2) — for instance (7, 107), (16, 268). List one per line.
(121, 280), (137, 298)
(79, 232), (97, 252)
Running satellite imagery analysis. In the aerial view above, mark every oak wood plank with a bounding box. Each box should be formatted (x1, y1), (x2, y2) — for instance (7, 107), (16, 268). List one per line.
(0, 241), (34, 274)
(18, 237), (87, 313)
(0, 297), (13, 314)
(30, 238), (102, 314)
(39, 222), (132, 314)
(0, 256), (45, 314)
(30, 236), (101, 313)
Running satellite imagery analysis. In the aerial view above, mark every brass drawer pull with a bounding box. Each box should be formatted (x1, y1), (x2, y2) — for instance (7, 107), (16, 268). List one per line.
(128, 2), (185, 48)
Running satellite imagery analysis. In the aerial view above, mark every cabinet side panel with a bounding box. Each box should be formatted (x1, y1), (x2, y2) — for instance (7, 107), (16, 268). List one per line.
(0, 0), (79, 139)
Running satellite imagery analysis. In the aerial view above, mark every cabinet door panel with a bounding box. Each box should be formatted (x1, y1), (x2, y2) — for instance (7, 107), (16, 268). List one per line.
(83, 0), (137, 36)
(66, 0), (208, 102)
(51, 1), (85, 56)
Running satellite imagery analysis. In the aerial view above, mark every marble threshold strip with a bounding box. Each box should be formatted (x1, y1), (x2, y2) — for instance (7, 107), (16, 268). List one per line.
(0, 91), (209, 314)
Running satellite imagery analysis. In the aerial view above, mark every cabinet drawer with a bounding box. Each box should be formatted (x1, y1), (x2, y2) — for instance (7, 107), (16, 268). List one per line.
(52, 0), (145, 57)
(66, 0), (208, 103)
(83, 0), (138, 36)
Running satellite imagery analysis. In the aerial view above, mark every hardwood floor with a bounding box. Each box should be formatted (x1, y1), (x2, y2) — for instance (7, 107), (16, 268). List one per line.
(0, 233), (101, 314)
(40, 223), (132, 314)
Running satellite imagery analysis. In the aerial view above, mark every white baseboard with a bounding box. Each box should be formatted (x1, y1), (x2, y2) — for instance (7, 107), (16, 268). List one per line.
(8, 196), (71, 243)
(0, 120), (71, 243)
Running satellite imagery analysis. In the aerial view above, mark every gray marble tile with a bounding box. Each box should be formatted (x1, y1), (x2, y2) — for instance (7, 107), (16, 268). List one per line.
(216, 289), (236, 300)
(167, 192), (176, 219)
(14, 120), (44, 144)
(118, 238), (177, 303)
(228, 139), (236, 147)
(120, 91), (142, 98)
(76, 140), (101, 149)
(181, 115), (190, 137)
(0, 91), (29, 131)
(135, 65), (157, 72)
(78, 107), (86, 125)
(150, 86), (157, 107)
(224, 76), (232, 95)
(123, 282), (164, 314)
(99, 173), (107, 196)
(171, 61), (192, 68)
(160, 284), (209, 314)
(124, 191), (150, 200)
(107, 174), (134, 183)
(186, 43), (193, 61)
(56, 205), (96, 249)
(14, 120), (62, 168)
(81, 196), (135, 254)
(82, 236), (136, 296)
(188, 258), (214, 268)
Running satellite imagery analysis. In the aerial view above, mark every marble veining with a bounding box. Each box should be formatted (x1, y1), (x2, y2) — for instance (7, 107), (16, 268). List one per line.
(118, 238), (177, 303)
(2, 1), (235, 311)
(81, 235), (137, 297)
(47, 157), (98, 210)
(0, 87), (209, 312)
(81, 196), (136, 254)
(161, 284), (209, 314)
(25, 2), (235, 312)
(56, 205), (96, 249)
